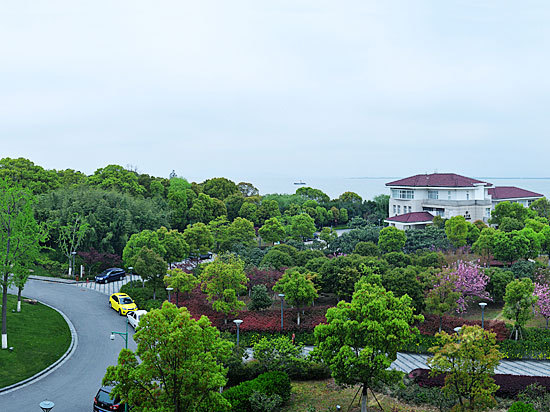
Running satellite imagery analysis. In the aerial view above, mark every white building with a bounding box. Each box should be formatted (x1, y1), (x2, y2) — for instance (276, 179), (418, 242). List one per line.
(384, 173), (544, 230)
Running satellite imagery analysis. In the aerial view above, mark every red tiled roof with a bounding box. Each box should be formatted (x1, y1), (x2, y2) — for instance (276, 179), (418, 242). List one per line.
(386, 173), (490, 188)
(488, 186), (543, 200)
(385, 212), (435, 223)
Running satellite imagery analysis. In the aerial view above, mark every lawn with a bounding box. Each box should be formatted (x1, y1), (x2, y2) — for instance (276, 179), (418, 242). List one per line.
(0, 294), (71, 388)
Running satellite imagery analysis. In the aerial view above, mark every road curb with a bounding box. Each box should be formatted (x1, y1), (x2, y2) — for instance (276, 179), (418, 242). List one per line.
(0, 300), (78, 395)
(29, 275), (76, 284)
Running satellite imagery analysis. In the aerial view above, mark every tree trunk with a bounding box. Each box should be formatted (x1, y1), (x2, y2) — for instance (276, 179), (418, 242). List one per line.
(361, 385), (368, 412)
(297, 311), (301, 326)
(439, 315), (442, 333)
(17, 287), (22, 313)
(153, 287), (156, 300)
(2, 277), (8, 349)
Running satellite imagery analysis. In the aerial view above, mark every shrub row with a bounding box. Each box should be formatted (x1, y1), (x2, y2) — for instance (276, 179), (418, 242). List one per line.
(222, 371), (291, 412)
(418, 314), (508, 341)
(411, 368), (550, 398)
(119, 280), (167, 311)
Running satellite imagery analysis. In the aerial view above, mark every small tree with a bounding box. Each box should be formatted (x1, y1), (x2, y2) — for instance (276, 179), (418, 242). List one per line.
(199, 254), (248, 323)
(157, 226), (189, 268)
(445, 216), (469, 249)
(248, 285), (273, 311)
(134, 247), (167, 300)
(259, 217), (286, 245)
(428, 325), (502, 412)
(273, 269), (317, 326)
(103, 302), (232, 412)
(58, 212), (89, 275)
(377, 226), (406, 253)
(252, 336), (303, 374)
(183, 222), (214, 258)
(503, 278), (537, 340)
(314, 281), (423, 412)
(164, 267), (199, 306)
(425, 272), (461, 332)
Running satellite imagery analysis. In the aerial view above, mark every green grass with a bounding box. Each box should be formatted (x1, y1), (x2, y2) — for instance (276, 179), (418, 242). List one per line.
(0, 294), (71, 388)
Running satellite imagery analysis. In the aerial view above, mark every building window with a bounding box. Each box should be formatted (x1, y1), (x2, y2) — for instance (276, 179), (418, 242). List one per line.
(397, 205), (401, 214)
(391, 189), (414, 199)
(448, 191), (452, 200)
(466, 193), (470, 200)
(464, 210), (471, 220)
(428, 190), (438, 200)
(485, 208), (491, 218)
(393, 205), (396, 215)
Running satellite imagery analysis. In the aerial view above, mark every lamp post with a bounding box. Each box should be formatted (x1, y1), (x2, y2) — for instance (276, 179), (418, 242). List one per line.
(110, 317), (129, 350)
(479, 302), (487, 329)
(454, 326), (462, 343)
(233, 319), (243, 347)
(278, 293), (285, 331)
(166, 287), (173, 304)
(39, 400), (55, 412)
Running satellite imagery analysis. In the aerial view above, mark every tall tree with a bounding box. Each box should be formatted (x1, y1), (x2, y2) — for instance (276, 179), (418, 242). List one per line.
(157, 227), (189, 267)
(201, 177), (238, 201)
(0, 157), (60, 195)
(288, 213), (316, 241)
(259, 217), (286, 245)
(134, 247), (168, 300)
(58, 212), (89, 275)
(425, 272), (461, 332)
(314, 281), (422, 412)
(165, 268), (199, 306)
(88, 164), (146, 197)
(503, 278), (537, 340)
(237, 181), (259, 197)
(103, 303), (232, 412)
(378, 226), (406, 253)
(199, 255), (248, 323)
(530, 197), (550, 220)
(167, 177), (192, 231)
(0, 180), (45, 349)
(183, 223), (214, 258)
(122, 229), (165, 269)
(445, 216), (469, 249)
(428, 325), (502, 412)
(273, 269), (318, 326)
(472, 227), (496, 266)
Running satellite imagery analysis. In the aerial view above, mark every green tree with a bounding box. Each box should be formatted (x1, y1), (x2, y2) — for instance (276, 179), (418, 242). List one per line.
(165, 268), (199, 306)
(122, 229), (165, 269)
(530, 197), (550, 220)
(238, 201), (258, 226)
(472, 227), (496, 266)
(288, 213), (316, 241)
(490, 201), (535, 227)
(134, 247), (168, 300)
(199, 255), (248, 323)
(338, 191), (363, 204)
(353, 241), (379, 257)
(503, 278), (537, 340)
(377, 226), (406, 253)
(237, 181), (259, 197)
(445, 216), (469, 249)
(319, 227), (337, 246)
(167, 177), (192, 231)
(0, 180), (46, 349)
(157, 227), (189, 267)
(57, 212), (89, 275)
(188, 193), (227, 224)
(260, 249), (294, 270)
(88, 164), (146, 197)
(295, 187), (330, 204)
(273, 269), (318, 326)
(425, 273), (461, 332)
(223, 217), (256, 250)
(0, 157), (60, 195)
(427, 325), (502, 412)
(257, 199), (281, 226)
(103, 302), (232, 412)
(248, 284), (273, 311)
(259, 217), (286, 245)
(252, 335), (303, 375)
(201, 177), (238, 200)
(381, 266), (425, 313)
(492, 230), (530, 265)
(184, 223), (214, 258)
(224, 193), (245, 221)
(313, 281), (422, 412)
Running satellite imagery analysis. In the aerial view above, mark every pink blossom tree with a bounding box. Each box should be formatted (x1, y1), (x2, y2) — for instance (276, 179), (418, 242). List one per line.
(449, 261), (491, 312)
(534, 282), (550, 328)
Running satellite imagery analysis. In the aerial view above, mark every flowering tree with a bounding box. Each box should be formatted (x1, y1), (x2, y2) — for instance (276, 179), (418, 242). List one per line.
(534, 282), (550, 328)
(449, 261), (491, 312)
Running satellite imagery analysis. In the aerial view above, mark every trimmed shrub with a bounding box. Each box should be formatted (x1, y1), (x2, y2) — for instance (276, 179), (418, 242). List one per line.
(248, 285), (273, 311)
(508, 401), (538, 412)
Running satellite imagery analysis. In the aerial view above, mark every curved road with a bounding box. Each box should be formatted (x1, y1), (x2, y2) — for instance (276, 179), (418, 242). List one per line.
(1, 279), (136, 412)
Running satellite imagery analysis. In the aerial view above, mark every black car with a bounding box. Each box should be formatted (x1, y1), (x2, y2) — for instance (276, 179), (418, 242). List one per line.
(95, 268), (125, 284)
(93, 386), (127, 411)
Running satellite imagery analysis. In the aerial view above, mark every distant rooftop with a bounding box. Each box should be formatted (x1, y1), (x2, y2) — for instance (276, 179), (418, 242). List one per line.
(489, 186), (543, 200)
(385, 211), (435, 224)
(386, 173), (491, 188)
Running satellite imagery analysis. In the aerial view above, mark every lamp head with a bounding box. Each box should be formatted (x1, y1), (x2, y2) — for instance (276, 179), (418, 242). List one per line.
(454, 327), (462, 334)
(278, 293), (285, 298)
(233, 319), (243, 325)
(479, 302), (487, 308)
(110, 334), (115, 341)
(40, 400), (55, 412)
(166, 287), (174, 291)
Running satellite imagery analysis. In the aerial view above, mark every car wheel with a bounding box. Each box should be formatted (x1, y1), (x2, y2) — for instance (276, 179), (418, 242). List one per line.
(119, 309), (123, 316)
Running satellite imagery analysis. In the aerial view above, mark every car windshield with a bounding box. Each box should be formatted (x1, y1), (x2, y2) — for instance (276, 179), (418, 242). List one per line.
(97, 389), (115, 405)
(120, 297), (133, 305)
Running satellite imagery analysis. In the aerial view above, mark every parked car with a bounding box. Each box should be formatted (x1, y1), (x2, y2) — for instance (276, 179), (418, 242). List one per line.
(127, 310), (148, 329)
(93, 386), (127, 411)
(95, 268), (126, 284)
(109, 293), (138, 316)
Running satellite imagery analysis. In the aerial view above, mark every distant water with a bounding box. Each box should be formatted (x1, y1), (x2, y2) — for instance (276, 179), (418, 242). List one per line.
(251, 176), (550, 202)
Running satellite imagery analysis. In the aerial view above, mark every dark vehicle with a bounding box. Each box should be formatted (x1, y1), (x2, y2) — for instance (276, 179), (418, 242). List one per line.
(95, 268), (125, 284)
(93, 386), (127, 411)
(199, 252), (213, 260)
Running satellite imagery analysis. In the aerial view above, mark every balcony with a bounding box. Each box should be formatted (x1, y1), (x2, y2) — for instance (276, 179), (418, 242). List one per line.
(422, 199), (491, 207)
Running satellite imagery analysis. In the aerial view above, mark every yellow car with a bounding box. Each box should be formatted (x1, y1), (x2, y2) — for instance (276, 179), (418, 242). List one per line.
(109, 293), (138, 316)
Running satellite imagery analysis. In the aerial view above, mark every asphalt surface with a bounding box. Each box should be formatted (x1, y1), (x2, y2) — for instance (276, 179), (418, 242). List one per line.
(0, 278), (136, 412)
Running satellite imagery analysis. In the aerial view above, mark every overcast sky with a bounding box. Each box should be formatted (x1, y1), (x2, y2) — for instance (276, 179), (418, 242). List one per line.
(2, 1), (550, 184)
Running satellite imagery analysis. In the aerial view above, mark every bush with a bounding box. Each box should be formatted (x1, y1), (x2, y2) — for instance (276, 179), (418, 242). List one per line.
(511, 260), (536, 280)
(249, 391), (282, 412)
(353, 241), (379, 257)
(518, 383), (550, 411)
(486, 268), (514, 303)
(418, 314), (508, 341)
(508, 401), (538, 412)
(223, 371), (291, 412)
(383, 252), (412, 268)
(252, 336), (303, 375)
(248, 285), (273, 311)
(119, 280), (167, 309)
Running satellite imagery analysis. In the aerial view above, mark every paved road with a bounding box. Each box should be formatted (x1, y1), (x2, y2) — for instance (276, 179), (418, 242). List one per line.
(1, 278), (137, 412)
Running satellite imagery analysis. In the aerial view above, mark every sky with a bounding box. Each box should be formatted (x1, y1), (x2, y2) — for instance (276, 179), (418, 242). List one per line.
(2, 1), (550, 186)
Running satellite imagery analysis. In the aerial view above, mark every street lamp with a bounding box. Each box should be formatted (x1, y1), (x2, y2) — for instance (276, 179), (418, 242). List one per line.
(166, 287), (173, 304)
(278, 293), (285, 331)
(479, 302), (487, 329)
(110, 317), (129, 350)
(233, 319), (243, 347)
(39, 400), (55, 412)
(454, 326), (462, 343)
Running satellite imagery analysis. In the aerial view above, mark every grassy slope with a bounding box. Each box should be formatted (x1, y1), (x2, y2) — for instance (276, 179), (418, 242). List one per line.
(0, 294), (71, 388)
